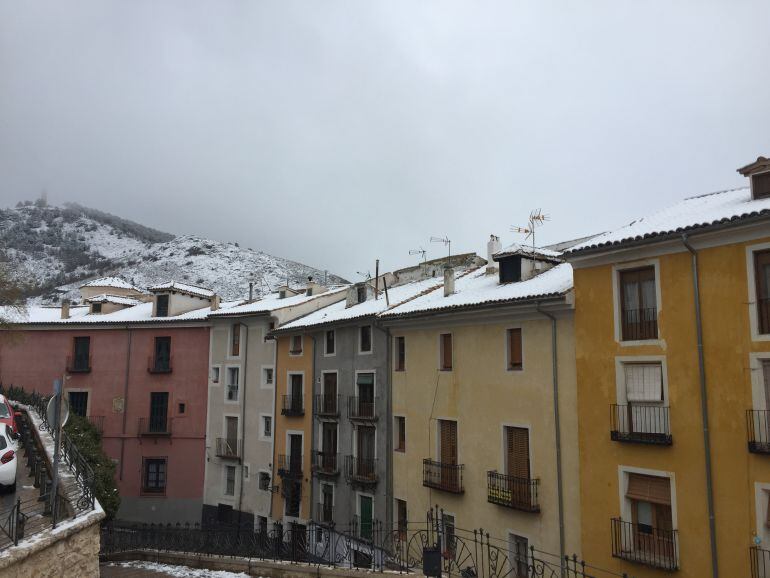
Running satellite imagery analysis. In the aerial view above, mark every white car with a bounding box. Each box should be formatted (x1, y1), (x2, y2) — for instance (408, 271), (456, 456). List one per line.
(0, 426), (17, 492)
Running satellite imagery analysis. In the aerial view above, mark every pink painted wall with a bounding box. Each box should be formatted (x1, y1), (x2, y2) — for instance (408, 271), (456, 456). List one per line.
(0, 326), (210, 507)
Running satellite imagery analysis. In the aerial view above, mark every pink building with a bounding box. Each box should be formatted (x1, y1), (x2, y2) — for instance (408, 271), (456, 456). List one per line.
(0, 278), (218, 523)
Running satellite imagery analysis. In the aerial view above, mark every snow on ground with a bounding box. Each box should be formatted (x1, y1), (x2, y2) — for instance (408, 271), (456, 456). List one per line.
(104, 561), (256, 578)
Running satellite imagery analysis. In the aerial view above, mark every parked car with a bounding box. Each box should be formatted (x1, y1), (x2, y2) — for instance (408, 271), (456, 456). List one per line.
(0, 394), (18, 437)
(0, 427), (17, 493)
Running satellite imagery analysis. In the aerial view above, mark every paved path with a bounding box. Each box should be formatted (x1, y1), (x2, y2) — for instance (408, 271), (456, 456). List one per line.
(0, 444), (48, 548)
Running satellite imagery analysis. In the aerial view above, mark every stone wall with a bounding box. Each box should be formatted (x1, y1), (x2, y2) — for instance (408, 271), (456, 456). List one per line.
(0, 515), (102, 578)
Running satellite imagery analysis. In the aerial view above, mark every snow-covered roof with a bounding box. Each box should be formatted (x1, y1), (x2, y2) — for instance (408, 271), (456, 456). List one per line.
(148, 281), (215, 299)
(493, 243), (563, 262)
(276, 277), (446, 332)
(79, 277), (143, 291)
(380, 264), (573, 319)
(86, 294), (143, 306)
(209, 285), (348, 318)
(567, 187), (770, 255)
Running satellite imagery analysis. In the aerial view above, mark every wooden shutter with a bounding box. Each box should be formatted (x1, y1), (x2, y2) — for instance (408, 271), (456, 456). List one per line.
(440, 420), (457, 464)
(756, 251), (770, 334)
(626, 473), (671, 505)
(753, 172), (770, 200)
(231, 324), (240, 356)
(396, 337), (405, 371)
(324, 372), (337, 398)
(506, 427), (530, 479)
(396, 417), (405, 451)
(508, 329), (522, 370)
(441, 334), (452, 370)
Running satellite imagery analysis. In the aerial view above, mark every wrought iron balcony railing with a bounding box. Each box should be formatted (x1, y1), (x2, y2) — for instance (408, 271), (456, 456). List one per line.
(621, 307), (658, 341)
(315, 502), (334, 526)
(748, 410), (770, 454)
(314, 394), (340, 418)
(610, 404), (672, 445)
(281, 395), (304, 417)
(611, 518), (678, 571)
(344, 455), (378, 485)
(486, 471), (540, 512)
(423, 459), (464, 494)
(147, 355), (173, 374)
(277, 454), (303, 479)
(352, 515), (375, 542)
(138, 417), (172, 436)
(215, 438), (241, 459)
(348, 396), (376, 421)
(66, 355), (92, 374)
(311, 451), (339, 476)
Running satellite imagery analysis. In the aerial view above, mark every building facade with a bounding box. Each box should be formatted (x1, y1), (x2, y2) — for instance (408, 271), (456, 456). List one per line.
(565, 158), (770, 577)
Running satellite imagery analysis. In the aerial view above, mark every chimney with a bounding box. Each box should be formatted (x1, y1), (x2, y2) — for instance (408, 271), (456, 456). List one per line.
(486, 234), (502, 275)
(248, 282), (254, 302)
(737, 156), (770, 200)
(210, 294), (220, 311)
(61, 299), (70, 320)
(443, 266), (455, 297)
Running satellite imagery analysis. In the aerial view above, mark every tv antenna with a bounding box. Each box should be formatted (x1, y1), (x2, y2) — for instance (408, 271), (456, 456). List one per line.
(510, 209), (550, 253)
(430, 236), (451, 267)
(409, 247), (427, 269)
(356, 270), (372, 281)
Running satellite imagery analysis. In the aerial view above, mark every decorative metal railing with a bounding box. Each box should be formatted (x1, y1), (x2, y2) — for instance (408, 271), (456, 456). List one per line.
(747, 410), (770, 453)
(344, 455), (378, 485)
(621, 307), (658, 341)
(611, 518), (678, 571)
(348, 396), (377, 421)
(281, 395), (304, 416)
(487, 471), (540, 512)
(215, 438), (241, 459)
(423, 459), (464, 493)
(610, 404), (672, 445)
(138, 416), (172, 436)
(311, 450), (339, 476)
(277, 454), (303, 478)
(315, 394), (340, 418)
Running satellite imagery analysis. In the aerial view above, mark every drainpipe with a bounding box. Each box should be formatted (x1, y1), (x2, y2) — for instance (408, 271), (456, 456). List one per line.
(269, 324), (279, 522)
(237, 322), (249, 528)
(536, 303), (565, 568)
(682, 234), (719, 578)
(119, 325), (132, 481)
(309, 334), (317, 523)
(382, 323), (394, 535)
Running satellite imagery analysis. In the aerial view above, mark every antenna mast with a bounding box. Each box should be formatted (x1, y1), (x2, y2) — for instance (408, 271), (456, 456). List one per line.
(510, 209), (550, 254)
(430, 236), (452, 267)
(409, 247), (427, 275)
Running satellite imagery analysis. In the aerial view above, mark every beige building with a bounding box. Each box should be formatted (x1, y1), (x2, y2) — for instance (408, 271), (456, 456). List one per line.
(379, 237), (581, 574)
(202, 282), (346, 529)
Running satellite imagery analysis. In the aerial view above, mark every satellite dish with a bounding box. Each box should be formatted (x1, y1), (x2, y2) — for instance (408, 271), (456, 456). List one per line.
(46, 395), (70, 429)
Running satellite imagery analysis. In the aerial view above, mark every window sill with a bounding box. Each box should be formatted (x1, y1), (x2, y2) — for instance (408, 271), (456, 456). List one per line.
(140, 490), (167, 497)
(618, 338), (664, 348)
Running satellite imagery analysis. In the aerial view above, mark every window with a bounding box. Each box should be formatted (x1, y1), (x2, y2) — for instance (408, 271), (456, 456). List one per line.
(226, 367), (239, 401)
(258, 472), (271, 491)
(257, 516), (268, 534)
(320, 483), (334, 524)
(619, 266), (658, 341)
(396, 499), (408, 539)
(756, 250), (770, 334)
(507, 328), (523, 371)
(290, 335), (303, 355)
(624, 473), (675, 563)
(499, 256), (521, 284)
(225, 465), (236, 496)
(510, 534), (529, 577)
(152, 336), (171, 372)
(177, 402), (186, 415)
(263, 367), (274, 386)
(284, 480), (301, 517)
(325, 330), (335, 355)
(211, 366), (220, 383)
(71, 337), (90, 372)
(156, 294), (169, 317)
(231, 323), (241, 356)
(142, 458), (167, 494)
(289, 374), (303, 411)
(441, 513), (455, 557)
(436, 420), (460, 491)
(624, 363), (664, 403)
(148, 392), (169, 433)
(505, 426), (530, 480)
(359, 494), (373, 541)
(355, 373), (375, 419)
(753, 171), (770, 200)
(91, 302), (102, 314)
(68, 391), (88, 417)
(357, 285), (367, 303)
(395, 336), (405, 371)
(264, 322), (275, 343)
(439, 333), (453, 371)
(395, 416), (406, 452)
(360, 326), (372, 353)
(262, 416), (272, 438)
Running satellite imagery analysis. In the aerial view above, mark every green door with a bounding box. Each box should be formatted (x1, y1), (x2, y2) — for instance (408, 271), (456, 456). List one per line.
(359, 495), (373, 540)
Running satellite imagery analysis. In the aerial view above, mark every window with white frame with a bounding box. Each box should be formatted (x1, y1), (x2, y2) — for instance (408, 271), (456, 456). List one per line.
(211, 366), (220, 383)
(617, 362), (667, 438)
(226, 367), (239, 401)
(262, 415), (272, 438)
(225, 465), (236, 496)
(263, 367), (274, 387)
(258, 471), (271, 491)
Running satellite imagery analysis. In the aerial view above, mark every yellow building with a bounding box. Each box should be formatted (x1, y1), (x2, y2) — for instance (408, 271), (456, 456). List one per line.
(564, 157), (770, 577)
(380, 237), (581, 574)
(271, 331), (314, 528)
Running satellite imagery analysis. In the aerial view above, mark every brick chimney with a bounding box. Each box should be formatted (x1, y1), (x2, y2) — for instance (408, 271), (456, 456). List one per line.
(443, 266), (455, 297)
(486, 234), (502, 275)
(61, 299), (70, 320)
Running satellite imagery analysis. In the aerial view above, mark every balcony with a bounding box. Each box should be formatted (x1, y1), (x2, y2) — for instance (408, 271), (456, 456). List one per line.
(147, 355), (173, 374)
(611, 518), (678, 571)
(311, 451), (339, 476)
(277, 454), (303, 479)
(344, 455), (378, 486)
(66, 355), (91, 374)
(610, 404), (672, 445)
(215, 438), (241, 460)
(348, 396), (376, 421)
(621, 307), (658, 341)
(138, 417), (172, 437)
(352, 515), (375, 542)
(315, 502), (334, 526)
(315, 394), (340, 418)
(486, 471), (540, 512)
(423, 459), (464, 494)
(750, 546), (770, 578)
(226, 384), (239, 402)
(87, 415), (105, 434)
(747, 410), (770, 453)
(281, 395), (304, 417)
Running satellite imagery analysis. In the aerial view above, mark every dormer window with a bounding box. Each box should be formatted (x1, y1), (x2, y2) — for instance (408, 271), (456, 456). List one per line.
(499, 256), (521, 284)
(91, 303), (102, 314)
(753, 171), (770, 200)
(279, 290), (286, 299)
(156, 294), (169, 317)
(357, 286), (367, 303)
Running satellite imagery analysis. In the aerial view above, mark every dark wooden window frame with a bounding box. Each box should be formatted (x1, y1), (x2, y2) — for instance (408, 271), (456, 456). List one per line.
(507, 328), (523, 371)
(142, 457), (167, 495)
(619, 266), (659, 341)
(439, 333), (453, 371)
(755, 249), (770, 335)
(395, 336), (406, 371)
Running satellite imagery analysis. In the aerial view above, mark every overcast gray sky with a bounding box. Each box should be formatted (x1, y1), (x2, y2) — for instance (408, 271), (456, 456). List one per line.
(1, 1), (769, 279)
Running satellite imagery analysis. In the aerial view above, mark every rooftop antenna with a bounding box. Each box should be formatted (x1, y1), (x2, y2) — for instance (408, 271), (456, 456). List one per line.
(409, 247), (427, 274)
(510, 209), (550, 254)
(430, 236), (451, 267)
(356, 270), (372, 281)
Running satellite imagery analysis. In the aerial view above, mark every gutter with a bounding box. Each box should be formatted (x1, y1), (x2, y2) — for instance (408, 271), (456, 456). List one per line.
(681, 234), (719, 578)
(535, 303), (566, 568)
(119, 325), (132, 481)
(309, 334), (317, 524)
(237, 322), (250, 528)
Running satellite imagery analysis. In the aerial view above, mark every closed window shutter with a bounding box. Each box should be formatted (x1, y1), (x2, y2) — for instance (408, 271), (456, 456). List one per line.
(231, 324), (240, 356)
(506, 427), (530, 479)
(508, 329), (523, 369)
(441, 334), (452, 370)
(625, 363), (663, 402)
(626, 473), (671, 505)
(440, 420), (457, 464)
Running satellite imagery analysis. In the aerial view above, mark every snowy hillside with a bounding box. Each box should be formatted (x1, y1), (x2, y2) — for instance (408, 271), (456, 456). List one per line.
(0, 200), (347, 303)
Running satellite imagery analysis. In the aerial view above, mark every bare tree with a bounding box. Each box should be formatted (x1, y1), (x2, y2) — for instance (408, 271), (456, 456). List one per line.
(0, 264), (26, 330)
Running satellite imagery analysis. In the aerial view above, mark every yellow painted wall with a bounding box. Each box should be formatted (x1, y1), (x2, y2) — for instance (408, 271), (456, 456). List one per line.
(391, 312), (581, 560)
(272, 333), (314, 523)
(574, 235), (770, 577)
